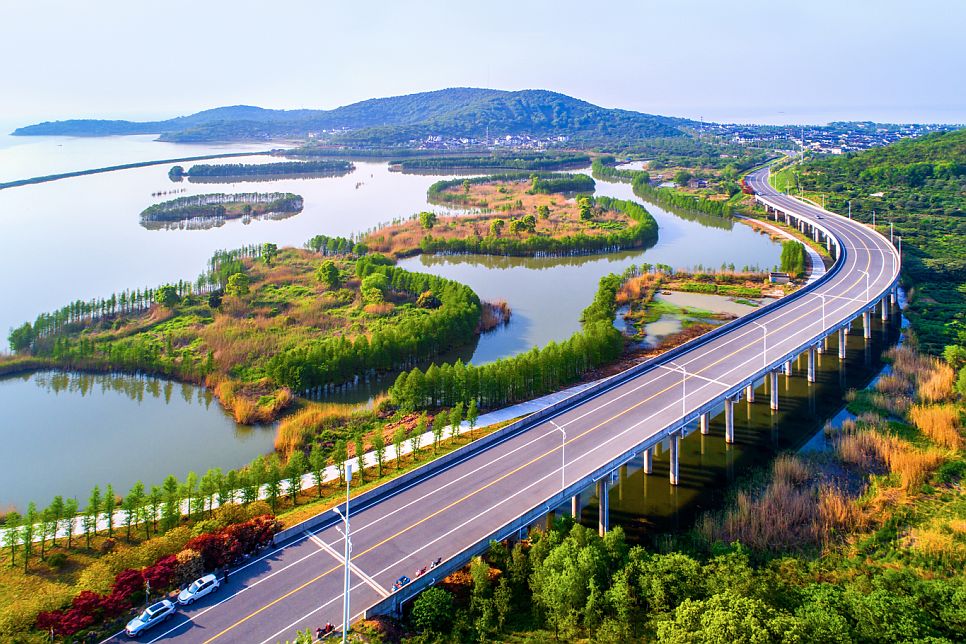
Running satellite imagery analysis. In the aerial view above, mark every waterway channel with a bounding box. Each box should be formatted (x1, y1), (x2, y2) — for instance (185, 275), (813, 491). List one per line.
(0, 133), (798, 512)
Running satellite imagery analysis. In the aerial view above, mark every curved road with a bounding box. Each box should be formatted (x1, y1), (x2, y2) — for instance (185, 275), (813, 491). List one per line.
(117, 166), (899, 643)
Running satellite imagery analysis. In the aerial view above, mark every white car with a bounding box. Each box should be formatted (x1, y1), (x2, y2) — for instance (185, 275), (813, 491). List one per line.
(177, 574), (221, 605)
(125, 599), (175, 637)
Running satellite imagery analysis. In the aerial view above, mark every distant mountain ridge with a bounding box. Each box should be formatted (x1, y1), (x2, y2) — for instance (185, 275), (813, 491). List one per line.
(12, 88), (691, 145)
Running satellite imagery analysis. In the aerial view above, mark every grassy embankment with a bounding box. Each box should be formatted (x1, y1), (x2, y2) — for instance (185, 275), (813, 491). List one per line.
(0, 411), (515, 642)
(384, 340), (966, 643)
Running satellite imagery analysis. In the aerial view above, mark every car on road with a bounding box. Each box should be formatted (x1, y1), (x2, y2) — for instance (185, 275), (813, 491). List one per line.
(391, 575), (410, 591)
(125, 599), (176, 637)
(178, 574), (221, 605)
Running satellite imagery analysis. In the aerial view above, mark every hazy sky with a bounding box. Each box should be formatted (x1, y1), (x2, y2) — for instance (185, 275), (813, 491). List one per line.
(3, 0), (964, 125)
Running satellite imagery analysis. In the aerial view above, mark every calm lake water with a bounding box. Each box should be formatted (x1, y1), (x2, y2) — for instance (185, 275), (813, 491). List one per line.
(0, 135), (784, 510)
(0, 371), (275, 511)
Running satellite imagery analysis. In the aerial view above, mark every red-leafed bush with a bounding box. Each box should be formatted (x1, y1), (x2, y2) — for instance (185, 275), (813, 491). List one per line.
(184, 532), (229, 570)
(112, 568), (145, 603)
(70, 590), (105, 618)
(100, 592), (133, 619)
(143, 554), (178, 591)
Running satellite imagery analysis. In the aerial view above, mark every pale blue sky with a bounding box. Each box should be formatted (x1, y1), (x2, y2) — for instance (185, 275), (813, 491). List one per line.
(3, 0), (964, 124)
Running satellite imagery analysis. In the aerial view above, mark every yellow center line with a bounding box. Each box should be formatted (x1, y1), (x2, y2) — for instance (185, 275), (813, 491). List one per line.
(206, 224), (882, 641)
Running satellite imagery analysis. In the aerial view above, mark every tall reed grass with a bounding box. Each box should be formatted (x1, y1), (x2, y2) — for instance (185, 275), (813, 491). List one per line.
(910, 404), (963, 449)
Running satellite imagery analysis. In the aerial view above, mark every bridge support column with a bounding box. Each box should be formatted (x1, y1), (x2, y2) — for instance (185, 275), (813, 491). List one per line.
(813, 227), (820, 242)
(784, 360), (793, 376)
(817, 336), (825, 354)
(827, 238), (833, 252)
(745, 383), (755, 403)
(838, 328), (847, 359)
(890, 288), (897, 306)
(881, 297), (889, 321)
(770, 371), (779, 410)
(724, 398), (735, 444)
(571, 494), (581, 520)
(669, 434), (680, 486)
(642, 447), (653, 474)
(597, 479), (609, 537)
(863, 310), (872, 339)
(699, 413), (710, 435)
(807, 346), (817, 383)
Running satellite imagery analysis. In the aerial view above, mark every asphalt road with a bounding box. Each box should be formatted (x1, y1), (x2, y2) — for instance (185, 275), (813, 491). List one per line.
(111, 167), (898, 643)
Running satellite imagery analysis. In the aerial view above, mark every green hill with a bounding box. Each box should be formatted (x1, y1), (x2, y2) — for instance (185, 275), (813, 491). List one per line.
(12, 88), (688, 145)
(795, 128), (966, 352)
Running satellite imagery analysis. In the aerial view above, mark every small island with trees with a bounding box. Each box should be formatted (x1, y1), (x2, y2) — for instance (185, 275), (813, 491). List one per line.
(139, 192), (304, 230)
(168, 160), (354, 183)
(364, 173), (658, 257)
(5, 242), (496, 424)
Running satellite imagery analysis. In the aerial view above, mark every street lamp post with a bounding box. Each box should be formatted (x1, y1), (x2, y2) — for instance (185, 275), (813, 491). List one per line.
(334, 463), (353, 643)
(549, 420), (566, 490)
(858, 270), (870, 302)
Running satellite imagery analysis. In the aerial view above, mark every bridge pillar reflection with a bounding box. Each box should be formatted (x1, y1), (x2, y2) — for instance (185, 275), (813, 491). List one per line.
(597, 479), (609, 537)
(770, 371), (779, 410)
(724, 397), (735, 444)
(669, 434), (680, 486)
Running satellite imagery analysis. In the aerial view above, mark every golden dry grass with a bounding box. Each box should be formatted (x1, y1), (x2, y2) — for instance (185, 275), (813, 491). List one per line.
(835, 429), (946, 489)
(910, 404), (963, 449)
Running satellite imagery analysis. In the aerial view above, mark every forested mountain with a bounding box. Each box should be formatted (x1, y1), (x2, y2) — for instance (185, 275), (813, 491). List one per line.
(12, 88), (689, 145)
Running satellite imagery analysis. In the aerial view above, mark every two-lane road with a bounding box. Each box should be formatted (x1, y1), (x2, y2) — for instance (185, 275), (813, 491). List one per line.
(113, 166), (898, 643)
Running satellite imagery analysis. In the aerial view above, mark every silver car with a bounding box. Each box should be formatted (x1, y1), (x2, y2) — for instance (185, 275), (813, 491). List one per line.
(177, 574), (221, 605)
(125, 599), (175, 637)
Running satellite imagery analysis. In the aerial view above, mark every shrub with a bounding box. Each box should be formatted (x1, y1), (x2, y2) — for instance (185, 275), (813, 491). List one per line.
(46, 552), (68, 570)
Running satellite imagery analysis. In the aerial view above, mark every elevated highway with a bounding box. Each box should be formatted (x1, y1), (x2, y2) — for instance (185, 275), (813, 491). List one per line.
(127, 166), (900, 643)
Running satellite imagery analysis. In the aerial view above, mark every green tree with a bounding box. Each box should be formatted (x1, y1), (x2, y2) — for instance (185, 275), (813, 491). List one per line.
(309, 445), (327, 497)
(287, 451), (308, 504)
(225, 272), (250, 297)
(62, 498), (78, 549)
(265, 456), (283, 510)
(3, 511), (21, 566)
(39, 506), (56, 560)
(673, 170), (693, 186)
(183, 471), (198, 520)
(490, 219), (505, 237)
(316, 260), (341, 289)
(360, 272), (389, 305)
(354, 434), (366, 484)
(262, 242), (279, 266)
(22, 503), (37, 573)
(146, 486), (163, 535)
(83, 485), (101, 549)
(419, 211), (438, 230)
(432, 414), (445, 453)
(48, 496), (64, 547)
(450, 402), (464, 439)
(409, 426), (423, 462)
(372, 431), (386, 477)
(493, 576), (512, 631)
(393, 426), (406, 468)
(155, 284), (179, 308)
(8, 322), (34, 352)
(103, 484), (116, 539)
(412, 587), (454, 633)
(537, 204), (550, 219)
(333, 440), (348, 484)
(466, 399), (479, 434)
(125, 481), (146, 540)
(162, 474), (181, 531)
